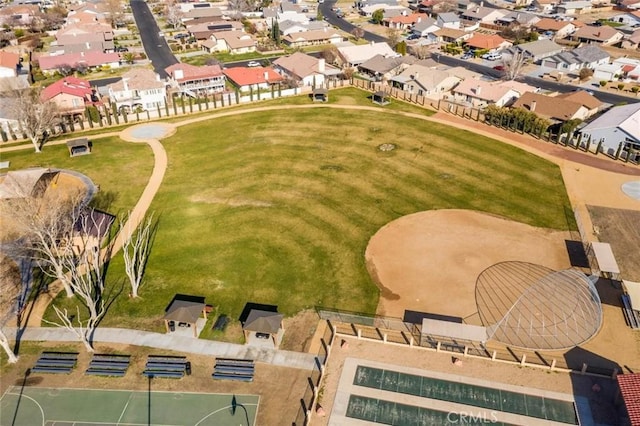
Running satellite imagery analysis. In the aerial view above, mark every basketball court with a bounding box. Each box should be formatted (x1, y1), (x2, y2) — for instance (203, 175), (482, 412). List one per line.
(0, 387), (258, 426)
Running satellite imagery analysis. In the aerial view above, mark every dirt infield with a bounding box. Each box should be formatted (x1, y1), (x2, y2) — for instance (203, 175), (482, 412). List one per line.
(365, 209), (573, 320)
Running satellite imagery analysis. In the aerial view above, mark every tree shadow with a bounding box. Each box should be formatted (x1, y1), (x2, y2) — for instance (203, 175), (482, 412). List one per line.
(89, 191), (119, 213)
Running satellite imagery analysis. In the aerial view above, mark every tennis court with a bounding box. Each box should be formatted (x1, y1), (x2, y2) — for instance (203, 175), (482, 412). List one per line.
(0, 387), (259, 426)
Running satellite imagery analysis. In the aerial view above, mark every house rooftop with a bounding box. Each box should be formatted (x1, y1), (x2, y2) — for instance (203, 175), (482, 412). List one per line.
(41, 76), (93, 101)
(556, 90), (603, 110)
(515, 39), (562, 56)
(465, 33), (508, 50)
(512, 92), (584, 121)
(222, 66), (285, 86)
(581, 103), (640, 137)
(107, 68), (164, 91)
(574, 25), (622, 41)
(165, 63), (223, 82)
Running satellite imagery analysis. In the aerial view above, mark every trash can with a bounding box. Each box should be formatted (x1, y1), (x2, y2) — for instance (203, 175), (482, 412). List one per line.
(185, 361), (192, 376)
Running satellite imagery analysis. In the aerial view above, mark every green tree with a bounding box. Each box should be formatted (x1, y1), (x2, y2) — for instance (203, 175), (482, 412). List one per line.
(271, 19), (280, 44)
(372, 9), (384, 24)
(599, 80), (607, 87)
(560, 118), (581, 136)
(632, 86), (639, 95)
(527, 31), (539, 41)
(396, 40), (407, 55)
(317, 8), (323, 21)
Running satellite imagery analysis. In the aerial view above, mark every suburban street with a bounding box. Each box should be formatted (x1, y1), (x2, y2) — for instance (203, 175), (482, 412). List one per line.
(320, 0), (387, 43)
(432, 54), (640, 105)
(130, 0), (178, 78)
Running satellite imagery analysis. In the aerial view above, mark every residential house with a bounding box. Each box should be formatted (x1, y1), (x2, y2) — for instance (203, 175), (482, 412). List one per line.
(273, 52), (342, 86)
(54, 24), (115, 54)
(37, 51), (121, 75)
(281, 29), (343, 48)
(384, 13), (429, 30)
(609, 11), (640, 26)
(556, 1), (593, 15)
(437, 12), (461, 29)
(279, 20), (327, 36)
(613, 57), (640, 80)
(182, 7), (223, 23)
(201, 31), (256, 54)
(356, 0), (400, 9)
(0, 51), (20, 78)
(512, 39), (563, 62)
(40, 76), (100, 116)
(188, 22), (244, 40)
(573, 25), (623, 45)
(532, 0), (557, 14)
(461, 6), (507, 24)
(495, 11), (540, 28)
(0, 4), (39, 27)
(337, 42), (400, 68)
(65, 10), (107, 26)
(555, 90), (603, 116)
(621, 29), (640, 50)
(359, 4), (408, 17)
(512, 92), (593, 122)
(541, 45), (610, 71)
(620, 0), (640, 9)
(357, 54), (415, 81)
(107, 68), (166, 111)
(412, 17), (440, 37)
(434, 28), (471, 44)
(533, 18), (576, 39)
(452, 78), (533, 107)
(222, 67), (285, 92)
(389, 65), (461, 97)
(165, 63), (226, 96)
(579, 103), (640, 159)
(593, 63), (623, 80)
(465, 34), (512, 52)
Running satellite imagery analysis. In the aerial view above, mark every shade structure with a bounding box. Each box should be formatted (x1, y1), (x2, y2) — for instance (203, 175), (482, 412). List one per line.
(476, 261), (602, 351)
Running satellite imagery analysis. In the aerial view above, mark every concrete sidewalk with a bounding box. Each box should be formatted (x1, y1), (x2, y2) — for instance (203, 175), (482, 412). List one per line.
(6, 327), (316, 370)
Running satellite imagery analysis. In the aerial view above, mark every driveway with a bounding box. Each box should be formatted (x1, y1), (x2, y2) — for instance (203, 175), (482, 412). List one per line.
(130, 0), (178, 78)
(320, 0), (387, 43)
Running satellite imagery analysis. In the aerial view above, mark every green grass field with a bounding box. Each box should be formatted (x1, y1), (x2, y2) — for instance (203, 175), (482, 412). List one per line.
(72, 106), (575, 333)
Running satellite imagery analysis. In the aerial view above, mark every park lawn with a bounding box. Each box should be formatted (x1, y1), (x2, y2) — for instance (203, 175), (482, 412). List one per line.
(0, 137), (154, 219)
(84, 107), (574, 333)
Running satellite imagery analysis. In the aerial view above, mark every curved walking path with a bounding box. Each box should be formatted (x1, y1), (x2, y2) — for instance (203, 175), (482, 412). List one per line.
(3, 102), (638, 356)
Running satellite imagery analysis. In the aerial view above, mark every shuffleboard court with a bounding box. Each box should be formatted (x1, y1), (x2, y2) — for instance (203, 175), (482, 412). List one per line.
(0, 387), (258, 426)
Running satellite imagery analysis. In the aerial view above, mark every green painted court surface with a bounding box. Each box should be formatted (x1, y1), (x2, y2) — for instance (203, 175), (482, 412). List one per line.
(352, 366), (578, 425)
(347, 395), (517, 426)
(0, 387), (258, 426)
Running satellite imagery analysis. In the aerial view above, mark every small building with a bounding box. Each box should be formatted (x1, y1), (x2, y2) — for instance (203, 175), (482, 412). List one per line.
(337, 42), (400, 68)
(163, 294), (209, 338)
(372, 91), (390, 105)
(464, 34), (512, 52)
(541, 45), (610, 72)
(242, 309), (284, 348)
(222, 66), (285, 92)
(107, 68), (167, 111)
(579, 103), (640, 159)
(0, 51), (20, 78)
(41, 76), (100, 116)
(556, 1), (592, 15)
(273, 52), (341, 87)
(512, 39), (563, 63)
(165, 63), (226, 96)
(573, 25), (624, 46)
(532, 18), (576, 40)
(312, 88), (328, 102)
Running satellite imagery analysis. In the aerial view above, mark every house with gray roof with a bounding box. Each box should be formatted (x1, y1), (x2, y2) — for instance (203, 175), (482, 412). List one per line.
(437, 12), (461, 29)
(512, 39), (563, 62)
(579, 103), (640, 160)
(541, 45), (610, 72)
(495, 11), (540, 27)
(389, 65), (461, 98)
(358, 54), (415, 80)
(412, 17), (439, 36)
(461, 6), (506, 23)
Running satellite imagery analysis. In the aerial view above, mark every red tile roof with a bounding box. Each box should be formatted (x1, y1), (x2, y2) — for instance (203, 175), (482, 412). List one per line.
(618, 373), (640, 426)
(165, 63), (223, 83)
(222, 66), (284, 87)
(465, 34), (507, 50)
(0, 51), (19, 70)
(41, 76), (93, 101)
(387, 13), (428, 25)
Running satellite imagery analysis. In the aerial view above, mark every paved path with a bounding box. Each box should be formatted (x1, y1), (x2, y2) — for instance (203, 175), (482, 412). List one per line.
(3, 103), (638, 363)
(5, 327), (316, 370)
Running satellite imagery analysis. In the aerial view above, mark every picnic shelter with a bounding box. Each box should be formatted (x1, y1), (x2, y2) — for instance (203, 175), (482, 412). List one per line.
(164, 294), (208, 337)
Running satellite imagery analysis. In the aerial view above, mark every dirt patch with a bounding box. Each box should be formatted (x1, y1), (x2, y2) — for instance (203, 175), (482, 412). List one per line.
(365, 209), (572, 320)
(1, 341), (309, 426)
(280, 309), (320, 352)
(588, 206), (640, 282)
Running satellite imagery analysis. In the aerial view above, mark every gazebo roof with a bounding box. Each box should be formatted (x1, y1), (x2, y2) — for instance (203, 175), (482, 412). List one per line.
(164, 298), (205, 324)
(313, 88), (328, 95)
(66, 138), (89, 149)
(242, 309), (283, 334)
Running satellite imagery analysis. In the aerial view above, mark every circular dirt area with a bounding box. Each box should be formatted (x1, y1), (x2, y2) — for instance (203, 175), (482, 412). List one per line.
(365, 210), (573, 320)
(121, 123), (176, 142)
(621, 181), (640, 201)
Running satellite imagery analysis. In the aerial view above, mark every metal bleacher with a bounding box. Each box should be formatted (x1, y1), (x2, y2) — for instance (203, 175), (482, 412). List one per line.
(86, 354), (131, 377)
(622, 294), (640, 329)
(143, 355), (189, 379)
(212, 358), (255, 382)
(32, 352), (79, 374)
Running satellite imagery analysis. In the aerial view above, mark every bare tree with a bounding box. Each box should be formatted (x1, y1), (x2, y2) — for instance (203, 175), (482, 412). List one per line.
(42, 212), (114, 353)
(105, 0), (124, 28)
(386, 28), (401, 49)
(0, 255), (21, 363)
(0, 184), (85, 298)
(3, 84), (60, 153)
(433, 0), (457, 13)
(320, 45), (339, 64)
(228, 0), (249, 18)
(165, 0), (184, 29)
(410, 44), (431, 60)
(351, 27), (365, 41)
(121, 213), (155, 298)
(502, 50), (525, 81)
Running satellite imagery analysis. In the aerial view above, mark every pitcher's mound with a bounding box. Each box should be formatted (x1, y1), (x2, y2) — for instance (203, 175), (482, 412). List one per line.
(365, 210), (572, 319)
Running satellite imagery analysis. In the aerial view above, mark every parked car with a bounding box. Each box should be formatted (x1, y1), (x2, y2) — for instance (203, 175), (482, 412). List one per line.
(461, 51), (474, 60)
(174, 33), (189, 39)
(482, 52), (502, 61)
(115, 46), (129, 52)
(406, 33), (420, 40)
(493, 65), (505, 71)
(247, 61), (261, 67)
